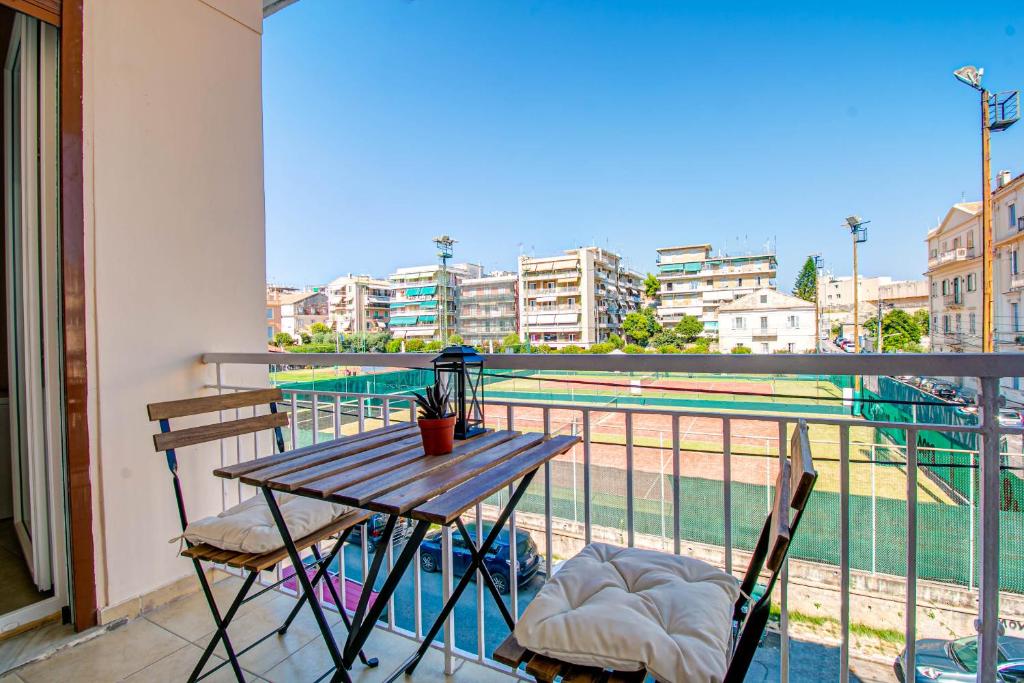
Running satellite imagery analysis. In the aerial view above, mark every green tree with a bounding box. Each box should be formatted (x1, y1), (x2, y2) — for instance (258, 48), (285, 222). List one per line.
(588, 341), (615, 353)
(730, 345), (752, 354)
(309, 322), (332, 336)
(533, 344), (553, 354)
(560, 345), (584, 354)
(866, 309), (922, 352)
(913, 309), (930, 336)
(656, 344), (680, 354)
(272, 331), (294, 347)
(643, 273), (660, 299)
(689, 336), (711, 353)
(500, 333), (522, 353)
(606, 333), (625, 349)
(674, 315), (704, 343)
(649, 330), (680, 349)
(792, 256), (818, 302)
(621, 307), (660, 346)
(425, 340), (443, 352)
(623, 343), (647, 354)
(385, 339), (402, 353)
(447, 333), (464, 346)
(405, 338), (425, 352)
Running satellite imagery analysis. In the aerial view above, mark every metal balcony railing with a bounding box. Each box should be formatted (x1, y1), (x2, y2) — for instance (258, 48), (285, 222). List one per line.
(201, 351), (1024, 683)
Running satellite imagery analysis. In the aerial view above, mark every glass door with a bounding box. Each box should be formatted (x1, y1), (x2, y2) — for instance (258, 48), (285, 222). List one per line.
(4, 13), (61, 594)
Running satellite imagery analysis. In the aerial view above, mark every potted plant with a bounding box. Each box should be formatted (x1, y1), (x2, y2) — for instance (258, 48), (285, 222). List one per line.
(411, 383), (456, 455)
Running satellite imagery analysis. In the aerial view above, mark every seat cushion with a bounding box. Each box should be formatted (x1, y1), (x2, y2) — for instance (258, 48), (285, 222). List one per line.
(514, 543), (740, 683)
(184, 493), (351, 554)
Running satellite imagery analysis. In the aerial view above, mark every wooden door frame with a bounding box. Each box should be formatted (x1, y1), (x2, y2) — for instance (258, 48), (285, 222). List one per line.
(58, 0), (95, 631)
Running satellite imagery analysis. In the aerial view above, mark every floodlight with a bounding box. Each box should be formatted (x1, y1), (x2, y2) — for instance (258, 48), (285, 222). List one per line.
(845, 216), (862, 229)
(954, 65), (984, 91)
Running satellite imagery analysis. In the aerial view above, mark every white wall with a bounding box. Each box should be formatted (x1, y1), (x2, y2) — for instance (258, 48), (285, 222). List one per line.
(719, 308), (816, 354)
(84, 0), (269, 613)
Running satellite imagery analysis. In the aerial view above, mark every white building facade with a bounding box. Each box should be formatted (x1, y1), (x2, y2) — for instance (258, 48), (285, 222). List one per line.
(718, 289), (816, 354)
(326, 274), (391, 334)
(655, 244), (777, 335)
(457, 272), (518, 349)
(926, 203), (983, 353)
(388, 263), (482, 341)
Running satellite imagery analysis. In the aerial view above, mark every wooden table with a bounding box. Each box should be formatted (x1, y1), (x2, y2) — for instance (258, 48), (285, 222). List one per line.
(214, 422), (580, 683)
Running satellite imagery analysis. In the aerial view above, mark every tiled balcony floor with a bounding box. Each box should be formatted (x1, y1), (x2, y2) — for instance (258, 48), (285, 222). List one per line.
(1, 576), (515, 683)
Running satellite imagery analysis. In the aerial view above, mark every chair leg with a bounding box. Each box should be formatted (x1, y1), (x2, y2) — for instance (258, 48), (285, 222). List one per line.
(189, 565), (258, 683)
(310, 543), (379, 668)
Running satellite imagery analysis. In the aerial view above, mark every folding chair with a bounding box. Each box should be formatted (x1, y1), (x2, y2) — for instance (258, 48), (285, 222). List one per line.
(497, 419), (819, 683)
(148, 388), (375, 682)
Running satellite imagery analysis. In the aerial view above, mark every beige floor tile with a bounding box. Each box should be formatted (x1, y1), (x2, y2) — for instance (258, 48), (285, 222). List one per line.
(145, 574), (280, 641)
(197, 592), (341, 675)
(16, 618), (187, 683)
(263, 626), (517, 683)
(122, 642), (262, 682)
(0, 672), (26, 682)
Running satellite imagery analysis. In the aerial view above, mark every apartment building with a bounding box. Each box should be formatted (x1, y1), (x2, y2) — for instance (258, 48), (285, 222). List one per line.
(654, 244), (777, 335)
(326, 274), (391, 334)
(519, 247), (642, 348)
(388, 263), (483, 340)
(718, 288), (816, 354)
(994, 171), (1024, 352)
(457, 272), (518, 349)
(273, 289), (329, 338)
(926, 203), (983, 353)
(818, 276), (927, 339)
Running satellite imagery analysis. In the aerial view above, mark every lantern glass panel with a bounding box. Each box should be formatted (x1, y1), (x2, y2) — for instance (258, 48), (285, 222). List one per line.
(431, 346), (485, 439)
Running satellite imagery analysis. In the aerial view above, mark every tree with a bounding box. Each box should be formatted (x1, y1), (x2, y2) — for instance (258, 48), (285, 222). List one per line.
(866, 308), (922, 352)
(606, 333), (625, 349)
(913, 308), (930, 336)
(385, 339), (402, 353)
(792, 256), (818, 303)
(500, 333), (522, 353)
(447, 333), (464, 346)
(589, 341), (615, 354)
(425, 340), (443, 352)
(621, 307), (660, 346)
(674, 315), (704, 343)
(643, 273), (660, 299)
(649, 330), (680, 349)
(560, 345), (584, 354)
(656, 344), (680, 354)
(405, 338), (425, 352)
(623, 344), (647, 354)
(309, 322), (332, 336)
(273, 331), (294, 347)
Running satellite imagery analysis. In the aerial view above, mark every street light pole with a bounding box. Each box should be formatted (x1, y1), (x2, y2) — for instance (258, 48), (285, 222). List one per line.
(812, 254), (824, 352)
(980, 87), (994, 352)
(844, 216), (869, 353)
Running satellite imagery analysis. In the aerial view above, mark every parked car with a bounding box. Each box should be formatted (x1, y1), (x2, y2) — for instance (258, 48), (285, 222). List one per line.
(895, 635), (1024, 681)
(999, 409), (1023, 428)
(345, 514), (410, 551)
(895, 375), (915, 384)
(419, 523), (540, 593)
(930, 383), (959, 401)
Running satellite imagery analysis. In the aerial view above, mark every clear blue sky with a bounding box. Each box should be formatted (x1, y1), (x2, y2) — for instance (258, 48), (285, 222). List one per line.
(263, 0), (1023, 290)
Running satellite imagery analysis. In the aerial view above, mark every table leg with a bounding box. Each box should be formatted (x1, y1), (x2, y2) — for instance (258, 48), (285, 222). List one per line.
(342, 518), (431, 669)
(262, 488), (352, 683)
(388, 470), (538, 681)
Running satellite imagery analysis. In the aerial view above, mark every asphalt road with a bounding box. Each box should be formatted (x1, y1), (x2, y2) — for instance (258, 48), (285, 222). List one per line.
(334, 539), (896, 682)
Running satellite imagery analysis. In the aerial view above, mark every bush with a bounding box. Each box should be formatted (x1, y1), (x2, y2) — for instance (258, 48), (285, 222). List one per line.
(606, 333), (625, 349)
(589, 342), (615, 354)
(309, 322), (333, 336)
(656, 344), (680, 354)
(385, 339), (402, 353)
(689, 336), (711, 353)
(286, 343), (337, 354)
(560, 345), (585, 354)
(447, 333), (464, 346)
(500, 333), (522, 353)
(273, 332), (294, 347)
(623, 344), (647, 354)
(533, 344), (554, 354)
(730, 345), (752, 354)
(405, 338), (426, 352)
(299, 332), (312, 345)
(425, 340), (443, 352)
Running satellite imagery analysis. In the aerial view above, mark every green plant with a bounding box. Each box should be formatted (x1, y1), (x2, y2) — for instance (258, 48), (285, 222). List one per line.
(560, 345), (585, 354)
(674, 315), (704, 343)
(410, 384), (452, 420)
(731, 345), (752, 354)
(425, 340), (443, 352)
(589, 341), (615, 354)
(405, 338), (426, 352)
(385, 339), (402, 353)
(273, 331), (294, 347)
(622, 307), (661, 346)
(533, 344), (553, 354)
(447, 333), (464, 346)
(623, 343), (647, 354)
(309, 322), (333, 336)
(606, 333), (625, 349)
(643, 273), (660, 299)
(500, 333), (522, 353)
(656, 344), (680, 354)
(792, 256), (817, 302)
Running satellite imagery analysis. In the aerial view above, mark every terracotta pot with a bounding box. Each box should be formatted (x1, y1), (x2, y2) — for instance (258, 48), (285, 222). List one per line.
(418, 416), (456, 456)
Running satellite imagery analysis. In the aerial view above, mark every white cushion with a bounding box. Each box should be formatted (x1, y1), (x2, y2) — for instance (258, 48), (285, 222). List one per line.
(183, 493), (351, 554)
(514, 543), (740, 683)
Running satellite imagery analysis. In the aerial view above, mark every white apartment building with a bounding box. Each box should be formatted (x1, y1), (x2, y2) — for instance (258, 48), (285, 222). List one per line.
(819, 276), (928, 339)
(457, 272), (518, 349)
(273, 289), (329, 338)
(992, 170), (1024, 401)
(926, 203), (983, 353)
(519, 247), (642, 348)
(388, 263), (483, 340)
(655, 244), (777, 335)
(718, 288), (816, 354)
(326, 274), (391, 334)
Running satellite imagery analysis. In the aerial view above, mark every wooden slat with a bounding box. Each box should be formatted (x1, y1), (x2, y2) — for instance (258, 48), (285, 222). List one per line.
(213, 422), (414, 479)
(147, 388), (282, 421)
(295, 446), (430, 498)
(493, 633), (530, 668)
(525, 654), (567, 682)
(369, 433), (546, 515)
(180, 509), (371, 572)
(267, 435), (422, 491)
(789, 421), (818, 510)
(240, 429), (420, 486)
(1, 0), (61, 27)
(767, 458), (792, 572)
(414, 435), (579, 524)
(322, 431), (518, 506)
(153, 412), (288, 452)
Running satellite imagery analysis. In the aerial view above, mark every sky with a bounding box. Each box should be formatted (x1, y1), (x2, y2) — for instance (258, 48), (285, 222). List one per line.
(262, 0), (1023, 291)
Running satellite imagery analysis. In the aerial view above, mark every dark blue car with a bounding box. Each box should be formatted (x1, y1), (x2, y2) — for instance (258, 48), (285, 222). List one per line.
(418, 523), (540, 594)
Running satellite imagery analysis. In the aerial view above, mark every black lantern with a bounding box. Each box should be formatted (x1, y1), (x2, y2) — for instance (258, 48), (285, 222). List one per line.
(432, 345), (485, 439)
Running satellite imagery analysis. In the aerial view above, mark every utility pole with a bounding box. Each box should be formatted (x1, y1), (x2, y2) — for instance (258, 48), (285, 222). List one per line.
(954, 65), (1019, 353)
(434, 235), (456, 346)
(812, 254), (824, 352)
(844, 217), (869, 353)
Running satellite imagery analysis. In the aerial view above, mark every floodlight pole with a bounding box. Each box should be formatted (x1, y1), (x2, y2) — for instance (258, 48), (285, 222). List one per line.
(853, 234), (860, 353)
(812, 254), (824, 353)
(980, 88), (995, 353)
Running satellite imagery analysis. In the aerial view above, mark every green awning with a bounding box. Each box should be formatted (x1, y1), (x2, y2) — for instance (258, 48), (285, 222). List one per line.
(404, 287), (422, 296)
(659, 262), (703, 274)
(419, 285), (438, 295)
(418, 315), (437, 324)
(389, 316), (419, 326)
(420, 300), (438, 309)
(389, 301), (411, 309)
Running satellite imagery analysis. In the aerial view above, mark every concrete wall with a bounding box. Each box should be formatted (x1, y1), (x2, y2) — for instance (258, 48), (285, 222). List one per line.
(83, 0), (270, 616)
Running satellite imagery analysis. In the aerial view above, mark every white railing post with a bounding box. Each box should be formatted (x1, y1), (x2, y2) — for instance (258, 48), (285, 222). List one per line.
(723, 418), (732, 574)
(672, 414), (681, 556)
(905, 427), (918, 683)
(442, 525), (455, 674)
(777, 420), (790, 683)
(626, 412), (635, 548)
(543, 407), (553, 580)
(839, 424), (851, 683)
(311, 393), (318, 444)
(977, 376), (1001, 683)
(583, 408), (592, 546)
